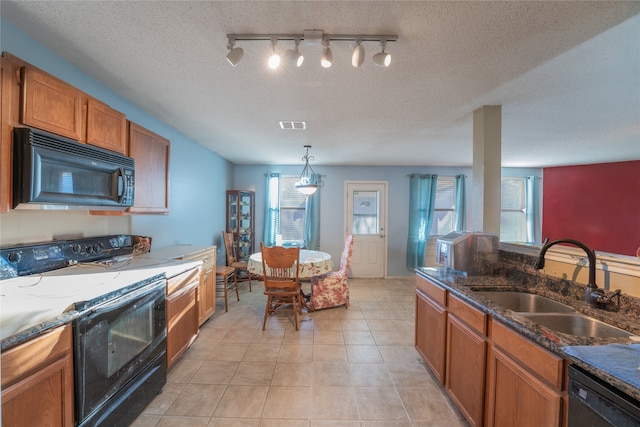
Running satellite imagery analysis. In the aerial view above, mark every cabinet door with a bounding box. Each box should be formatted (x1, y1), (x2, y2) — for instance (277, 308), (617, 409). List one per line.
(21, 66), (83, 140)
(446, 314), (487, 427)
(2, 325), (74, 427)
(199, 266), (216, 325)
(167, 280), (199, 368)
(86, 98), (127, 153)
(415, 289), (447, 384)
(0, 56), (18, 212)
(128, 121), (170, 214)
(486, 346), (562, 427)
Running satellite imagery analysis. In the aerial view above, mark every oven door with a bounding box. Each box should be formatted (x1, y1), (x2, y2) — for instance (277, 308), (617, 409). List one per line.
(73, 277), (166, 423)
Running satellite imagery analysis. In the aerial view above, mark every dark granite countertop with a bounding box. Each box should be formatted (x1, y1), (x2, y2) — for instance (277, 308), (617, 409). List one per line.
(416, 265), (640, 402)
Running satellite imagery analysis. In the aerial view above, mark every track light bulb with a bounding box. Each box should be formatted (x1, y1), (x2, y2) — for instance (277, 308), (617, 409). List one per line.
(226, 39), (244, 67)
(373, 52), (390, 67)
(352, 41), (364, 67)
(268, 39), (280, 69)
(268, 53), (280, 69)
(321, 40), (333, 68)
(284, 39), (304, 67)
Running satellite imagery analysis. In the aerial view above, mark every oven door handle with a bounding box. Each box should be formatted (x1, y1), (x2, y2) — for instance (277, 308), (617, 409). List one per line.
(86, 279), (165, 313)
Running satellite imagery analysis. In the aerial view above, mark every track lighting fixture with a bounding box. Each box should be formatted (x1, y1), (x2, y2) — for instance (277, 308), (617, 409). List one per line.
(268, 38), (280, 69)
(320, 39), (333, 68)
(373, 39), (391, 67)
(225, 37), (244, 67)
(225, 30), (397, 69)
(352, 39), (364, 67)
(284, 38), (304, 67)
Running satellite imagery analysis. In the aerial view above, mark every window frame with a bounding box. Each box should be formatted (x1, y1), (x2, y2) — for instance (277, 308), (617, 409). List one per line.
(277, 175), (307, 244)
(500, 176), (527, 242)
(429, 175), (456, 236)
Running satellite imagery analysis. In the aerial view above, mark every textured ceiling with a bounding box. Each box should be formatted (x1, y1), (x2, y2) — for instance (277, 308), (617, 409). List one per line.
(1, 1), (639, 167)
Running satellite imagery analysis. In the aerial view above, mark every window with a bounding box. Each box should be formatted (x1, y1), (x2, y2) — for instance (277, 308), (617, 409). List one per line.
(278, 176), (307, 243)
(501, 177), (526, 241)
(430, 176), (456, 235)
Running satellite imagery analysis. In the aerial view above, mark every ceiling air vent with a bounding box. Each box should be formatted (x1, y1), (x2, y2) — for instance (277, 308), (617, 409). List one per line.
(279, 121), (307, 130)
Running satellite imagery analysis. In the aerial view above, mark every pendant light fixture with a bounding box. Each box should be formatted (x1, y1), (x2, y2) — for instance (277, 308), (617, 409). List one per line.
(295, 145), (319, 195)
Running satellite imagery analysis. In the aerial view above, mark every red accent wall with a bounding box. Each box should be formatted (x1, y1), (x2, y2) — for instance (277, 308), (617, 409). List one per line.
(542, 161), (640, 256)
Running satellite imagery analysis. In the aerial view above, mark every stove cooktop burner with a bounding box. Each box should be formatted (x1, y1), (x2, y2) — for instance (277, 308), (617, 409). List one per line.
(0, 235), (134, 279)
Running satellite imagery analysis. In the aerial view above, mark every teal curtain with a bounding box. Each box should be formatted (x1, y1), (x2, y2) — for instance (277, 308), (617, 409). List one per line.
(303, 188), (321, 250)
(454, 174), (466, 231)
(263, 173), (280, 247)
(407, 174), (438, 269)
(525, 175), (540, 243)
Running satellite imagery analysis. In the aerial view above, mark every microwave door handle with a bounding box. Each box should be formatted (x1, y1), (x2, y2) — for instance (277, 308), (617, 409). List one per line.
(117, 167), (126, 203)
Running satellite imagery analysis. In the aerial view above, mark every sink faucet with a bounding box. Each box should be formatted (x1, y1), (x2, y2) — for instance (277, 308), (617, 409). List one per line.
(533, 238), (598, 306)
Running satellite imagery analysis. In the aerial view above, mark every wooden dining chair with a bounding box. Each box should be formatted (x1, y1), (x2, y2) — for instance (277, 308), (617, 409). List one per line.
(260, 242), (302, 330)
(310, 234), (354, 311)
(222, 231), (252, 292)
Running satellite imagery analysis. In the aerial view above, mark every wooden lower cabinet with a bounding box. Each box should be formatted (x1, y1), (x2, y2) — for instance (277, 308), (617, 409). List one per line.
(166, 266), (201, 368)
(486, 319), (564, 427)
(486, 346), (563, 427)
(1, 324), (74, 427)
(415, 288), (447, 384)
(199, 258), (216, 325)
(415, 273), (566, 427)
(180, 247), (216, 326)
(446, 314), (487, 427)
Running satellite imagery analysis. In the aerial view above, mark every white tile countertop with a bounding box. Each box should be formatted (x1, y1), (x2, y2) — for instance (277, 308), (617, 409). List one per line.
(0, 257), (201, 345)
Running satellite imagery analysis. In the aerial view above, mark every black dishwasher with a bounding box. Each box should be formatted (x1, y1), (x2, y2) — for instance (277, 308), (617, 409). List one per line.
(568, 365), (640, 427)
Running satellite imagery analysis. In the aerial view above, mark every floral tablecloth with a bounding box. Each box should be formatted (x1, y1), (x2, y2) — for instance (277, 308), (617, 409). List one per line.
(248, 250), (333, 278)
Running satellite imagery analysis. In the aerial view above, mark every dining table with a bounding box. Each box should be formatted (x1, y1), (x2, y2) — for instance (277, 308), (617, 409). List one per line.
(247, 249), (333, 279)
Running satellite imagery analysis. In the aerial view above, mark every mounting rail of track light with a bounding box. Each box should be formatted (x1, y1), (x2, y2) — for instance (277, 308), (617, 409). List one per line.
(226, 30), (398, 68)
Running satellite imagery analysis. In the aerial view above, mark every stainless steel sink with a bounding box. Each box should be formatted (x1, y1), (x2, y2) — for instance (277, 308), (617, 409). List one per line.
(520, 313), (633, 338)
(474, 291), (575, 313)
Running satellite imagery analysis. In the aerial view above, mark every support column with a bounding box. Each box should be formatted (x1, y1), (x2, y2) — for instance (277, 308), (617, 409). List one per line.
(471, 105), (501, 235)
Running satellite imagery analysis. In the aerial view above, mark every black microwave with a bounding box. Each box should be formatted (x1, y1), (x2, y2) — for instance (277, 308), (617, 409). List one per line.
(13, 127), (135, 210)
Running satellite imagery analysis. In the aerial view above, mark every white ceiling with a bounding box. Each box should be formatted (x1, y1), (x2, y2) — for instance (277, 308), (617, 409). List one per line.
(2, 1), (639, 167)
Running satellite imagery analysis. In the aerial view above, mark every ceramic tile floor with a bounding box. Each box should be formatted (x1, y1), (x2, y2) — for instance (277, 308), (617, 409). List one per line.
(132, 277), (469, 427)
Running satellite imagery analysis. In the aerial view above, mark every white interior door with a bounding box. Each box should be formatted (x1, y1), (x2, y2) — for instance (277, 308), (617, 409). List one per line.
(345, 182), (387, 278)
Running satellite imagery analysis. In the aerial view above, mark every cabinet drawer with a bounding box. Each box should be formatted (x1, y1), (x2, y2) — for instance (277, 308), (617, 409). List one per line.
(449, 294), (487, 336)
(1, 324), (72, 388)
(183, 248), (216, 271)
(490, 320), (564, 389)
(167, 267), (201, 296)
(416, 275), (447, 307)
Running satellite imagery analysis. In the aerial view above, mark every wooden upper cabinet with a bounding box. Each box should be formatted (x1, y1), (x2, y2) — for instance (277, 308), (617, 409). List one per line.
(86, 97), (127, 154)
(0, 55), (19, 213)
(128, 121), (170, 214)
(21, 65), (84, 141)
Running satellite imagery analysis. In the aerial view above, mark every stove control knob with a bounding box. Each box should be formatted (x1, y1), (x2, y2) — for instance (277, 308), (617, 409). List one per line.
(70, 244), (82, 254)
(7, 252), (21, 263)
(93, 244), (104, 254)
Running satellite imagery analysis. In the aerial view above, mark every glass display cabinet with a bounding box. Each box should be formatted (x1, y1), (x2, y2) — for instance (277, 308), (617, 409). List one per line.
(226, 190), (255, 262)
